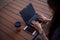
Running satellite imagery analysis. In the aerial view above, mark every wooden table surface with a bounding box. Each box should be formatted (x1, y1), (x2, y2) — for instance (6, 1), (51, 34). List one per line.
(0, 0), (53, 40)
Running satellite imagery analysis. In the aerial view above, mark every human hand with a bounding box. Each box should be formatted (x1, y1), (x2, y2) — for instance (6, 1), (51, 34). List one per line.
(32, 21), (43, 32)
(38, 13), (51, 23)
(32, 21), (48, 40)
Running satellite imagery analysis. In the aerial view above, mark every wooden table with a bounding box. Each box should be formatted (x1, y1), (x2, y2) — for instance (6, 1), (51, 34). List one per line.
(0, 0), (52, 40)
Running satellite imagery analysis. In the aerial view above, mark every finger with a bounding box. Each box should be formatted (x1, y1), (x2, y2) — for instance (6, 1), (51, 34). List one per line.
(32, 21), (39, 25)
(32, 21), (42, 30)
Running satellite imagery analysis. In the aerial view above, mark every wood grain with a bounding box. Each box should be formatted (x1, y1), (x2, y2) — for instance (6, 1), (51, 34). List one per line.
(0, 0), (53, 40)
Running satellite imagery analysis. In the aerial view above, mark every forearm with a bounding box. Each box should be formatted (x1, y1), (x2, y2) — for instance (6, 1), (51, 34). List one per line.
(38, 13), (51, 21)
(32, 21), (48, 40)
(39, 30), (48, 40)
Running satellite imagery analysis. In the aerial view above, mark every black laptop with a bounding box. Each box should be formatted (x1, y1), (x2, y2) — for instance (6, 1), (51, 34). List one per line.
(20, 3), (42, 26)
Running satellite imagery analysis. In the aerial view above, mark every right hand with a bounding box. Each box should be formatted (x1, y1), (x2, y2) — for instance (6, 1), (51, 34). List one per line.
(32, 21), (43, 32)
(32, 21), (48, 40)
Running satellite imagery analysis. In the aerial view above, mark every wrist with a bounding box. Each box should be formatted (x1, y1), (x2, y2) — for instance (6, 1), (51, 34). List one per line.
(39, 29), (44, 35)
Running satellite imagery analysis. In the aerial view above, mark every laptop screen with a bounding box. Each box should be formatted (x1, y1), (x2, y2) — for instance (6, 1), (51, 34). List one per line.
(20, 3), (39, 25)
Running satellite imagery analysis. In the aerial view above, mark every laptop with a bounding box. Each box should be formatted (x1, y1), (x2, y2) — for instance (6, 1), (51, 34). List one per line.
(20, 3), (42, 26)
(20, 3), (42, 35)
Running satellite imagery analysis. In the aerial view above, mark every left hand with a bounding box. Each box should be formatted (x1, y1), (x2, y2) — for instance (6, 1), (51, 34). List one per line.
(38, 13), (51, 23)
